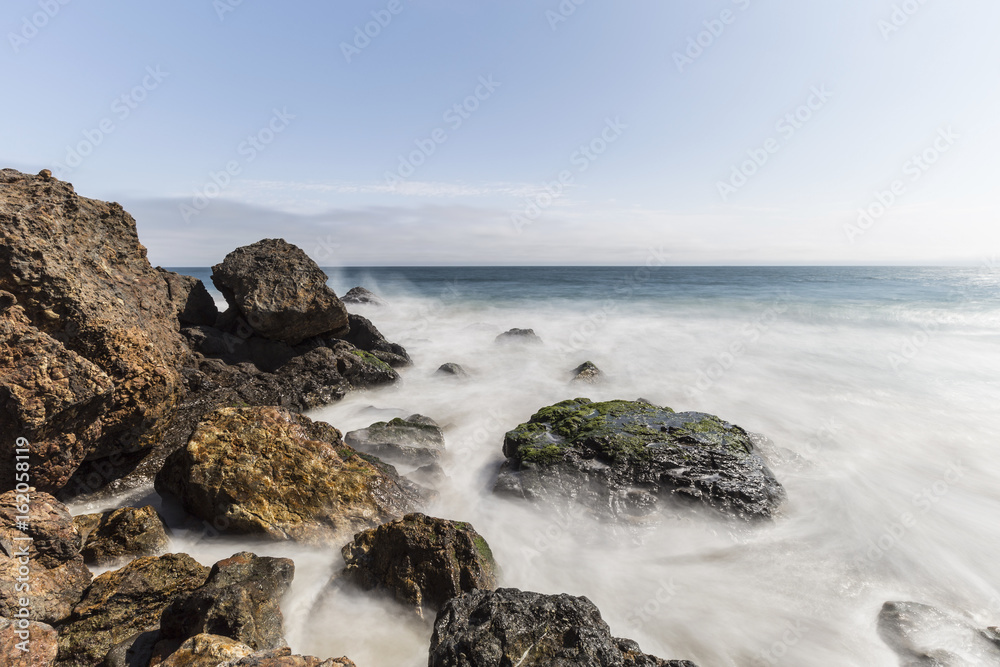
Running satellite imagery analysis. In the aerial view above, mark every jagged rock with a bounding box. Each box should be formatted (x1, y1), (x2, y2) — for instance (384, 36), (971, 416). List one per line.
(570, 361), (603, 385)
(156, 633), (254, 666)
(341, 513), (497, 618)
(0, 491), (91, 624)
(338, 313), (410, 368)
(435, 363), (469, 379)
(344, 416), (445, 467)
(494, 398), (784, 521)
(342, 287), (385, 306)
(0, 292), (114, 492)
(157, 269), (218, 327)
(494, 328), (542, 344)
(155, 407), (421, 544)
(429, 588), (697, 667)
(877, 601), (1000, 666)
(224, 648), (356, 667)
(74, 505), (169, 566)
(56, 553), (210, 667)
(0, 169), (191, 489)
(211, 239), (349, 345)
(0, 616), (59, 666)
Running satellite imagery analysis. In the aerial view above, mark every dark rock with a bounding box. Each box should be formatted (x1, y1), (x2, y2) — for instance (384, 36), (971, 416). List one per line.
(342, 287), (385, 306)
(0, 491), (91, 624)
(406, 463), (448, 489)
(344, 416), (445, 467)
(160, 552), (293, 651)
(75, 505), (169, 566)
(429, 588), (696, 667)
(102, 629), (161, 667)
(56, 553), (210, 667)
(338, 313), (410, 368)
(0, 616), (58, 666)
(571, 361), (604, 385)
(341, 513), (498, 618)
(494, 328), (542, 345)
(877, 601), (1000, 666)
(155, 406), (421, 544)
(494, 398), (784, 521)
(435, 363), (469, 379)
(211, 239), (349, 345)
(157, 269), (218, 327)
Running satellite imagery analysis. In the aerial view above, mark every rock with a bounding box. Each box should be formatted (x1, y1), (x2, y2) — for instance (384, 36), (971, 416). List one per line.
(434, 363), (469, 379)
(877, 601), (1000, 666)
(0, 169), (190, 488)
(338, 314), (410, 368)
(344, 416), (446, 467)
(75, 505), (169, 566)
(157, 633), (254, 666)
(0, 291), (114, 492)
(406, 463), (448, 489)
(341, 513), (498, 618)
(428, 588), (696, 667)
(157, 269), (218, 327)
(223, 648), (356, 667)
(494, 328), (542, 344)
(102, 629), (160, 667)
(0, 491), (91, 624)
(570, 361), (603, 385)
(0, 616), (59, 666)
(342, 287), (385, 306)
(494, 398), (784, 521)
(155, 406), (421, 544)
(211, 239), (349, 345)
(56, 553), (210, 667)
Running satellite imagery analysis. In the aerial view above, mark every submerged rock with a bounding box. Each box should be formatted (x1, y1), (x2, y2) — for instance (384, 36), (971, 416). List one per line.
(494, 398), (784, 521)
(341, 513), (498, 618)
(344, 416), (446, 467)
(155, 406), (421, 543)
(342, 286), (385, 306)
(570, 361), (604, 385)
(211, 238), (349, 345)
(0, 617), (58, 666)
(428, 588), (696, 667)
(338, 313), (410, 367)
(877, 601), (1000, 666)
(495, 328), (542, 345)
(75, 505), (169, 566)
(435, 363), (469, 379)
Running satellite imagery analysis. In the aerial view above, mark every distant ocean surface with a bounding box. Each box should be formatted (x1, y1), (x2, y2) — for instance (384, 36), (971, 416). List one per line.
(141, 265), (1000, 666)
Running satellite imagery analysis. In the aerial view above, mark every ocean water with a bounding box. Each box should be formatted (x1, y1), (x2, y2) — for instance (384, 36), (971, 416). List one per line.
(74, 266), (1000, 666)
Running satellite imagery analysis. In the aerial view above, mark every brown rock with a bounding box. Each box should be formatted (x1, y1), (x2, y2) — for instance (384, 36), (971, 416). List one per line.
(157, 269), (218, 327)
(0, 616), (58, 666)
(76, 505), (170, 566)
(157, 633), (254, 666)
(225, 648), (356, 667)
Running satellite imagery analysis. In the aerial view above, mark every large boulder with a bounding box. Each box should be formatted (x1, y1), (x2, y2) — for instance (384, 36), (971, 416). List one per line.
(342, 286), (385, 306)
(0, 617), (59, 666)
(211, 239), (349, 345)
(341, 513), (498, 618)
(338, 313), (410, 368)
(74, 505), (169, 566)
(0, 169), (191, 490)
(877, 601), (1000, 666)
(494, 398), (784, 521)
(157, 269), (218, 327)
(56, 553), (210, 667)
(155, 406), (421, 544)
(0, 491), (91, 624)
(428, 588), (696, 667)
(344, 415), (445, 467)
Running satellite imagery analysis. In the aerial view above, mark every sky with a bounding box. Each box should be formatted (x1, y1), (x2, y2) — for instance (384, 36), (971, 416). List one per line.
(2, 0), (998, 266)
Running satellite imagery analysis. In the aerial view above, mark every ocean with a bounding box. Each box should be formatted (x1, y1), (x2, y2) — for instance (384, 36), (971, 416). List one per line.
(77, 266), (1000, 665)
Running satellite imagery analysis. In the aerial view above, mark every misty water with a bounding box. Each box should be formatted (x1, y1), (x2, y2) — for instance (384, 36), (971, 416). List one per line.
(70, 266), (1000, 666)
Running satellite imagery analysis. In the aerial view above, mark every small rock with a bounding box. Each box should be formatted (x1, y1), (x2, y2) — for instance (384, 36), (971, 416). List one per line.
(225, 647), (357, 667)
(494, 328), (542, 345)
(345, 416), (446, 467)
(406, 463), (449, 489)
(342, 287), (385, 306)
(75, 505), (170, 566)
(0, 617), (58, 666)
(570, 361), (603, 384)
(157, 633), (254, 666)
(338, 313), (410, 368)
(877, 601), (1000, 666)
(435, 363), (469, 378)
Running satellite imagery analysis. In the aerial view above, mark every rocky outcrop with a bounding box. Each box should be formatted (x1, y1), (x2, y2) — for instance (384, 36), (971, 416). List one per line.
(341, 513), (498, 618)
(428, 588), (696, 667)
(495, 328), (542, 344)
(0, 617), (59, 666)
(494, 398), (784, 521)
(344, 416), (445, 467)
(156, 407), (421, 544)
(74, 505), (169, 566)
(158, 269), (218, 327)
(877, 601), (1000, 666)
(0, 491), (91, 624)
(211, 239), (349, 345)
(342, 286), (385, 306)
(159, 552), (293, 651)
(0, 169), (191, 490)
(56, 553), (210, 667)
(339, 313), (410, 368)
(570, 361), (603, 385)
(156, 633), (254, 666)
(435, 363), (469, 379)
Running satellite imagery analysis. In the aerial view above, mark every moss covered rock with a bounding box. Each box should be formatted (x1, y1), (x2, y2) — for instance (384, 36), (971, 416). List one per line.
(494, 398), (784, 521)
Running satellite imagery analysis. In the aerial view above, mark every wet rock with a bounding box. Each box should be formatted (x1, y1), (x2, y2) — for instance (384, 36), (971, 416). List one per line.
(494, 398), (784, 521)
(428, 588), (697, 667)
(877, 601), (1000, 666)
(344, 416), (445, 467)
(56, 553), (210, 667)
(342, 287), (385, 306)
(155, 406), (421, 544)
(157, 633), (254, 666)
(0, 491), (91, 624)
(0, 616), (58, 666)
(160, 552), (294, 651)
(494, 328), (542, 345)
(406, 463), (449, 489)
(341, 513), (498, 618)
(570, 361), (604, 385)
(338, 313), (410, 368)
(211, 239), (349, 345)
(224, 648), (356, 667)
(75, 505), (169, 566)
(157, 269), (218, 327)
(435, 363), (469, 379)
(102, 629), (161, 667)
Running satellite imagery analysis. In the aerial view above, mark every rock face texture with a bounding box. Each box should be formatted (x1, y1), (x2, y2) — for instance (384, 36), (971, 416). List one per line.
(0, 491), (91, 625)
(223, 648), (357, 667)
(877, 601), (1000, 667)
(341, 513), (498, 618)
(74, 505), (170, 566)
(0, 617), (59, 667)
(344, 416), (445, 467)
(342, 286), (385, 306)
(156, 406), (422, 543)
(211, 239), (349, 345)
(158, 268), (219, 327)
(0, 169), (191, 490)
(428, 588), (697, 667)
(494, 398), (784, 521)
(156, 633), (255, 666)
(340, 313), (410, 367)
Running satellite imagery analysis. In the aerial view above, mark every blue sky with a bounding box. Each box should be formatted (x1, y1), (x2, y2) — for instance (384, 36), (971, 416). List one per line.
(3, 0), (998, 265)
